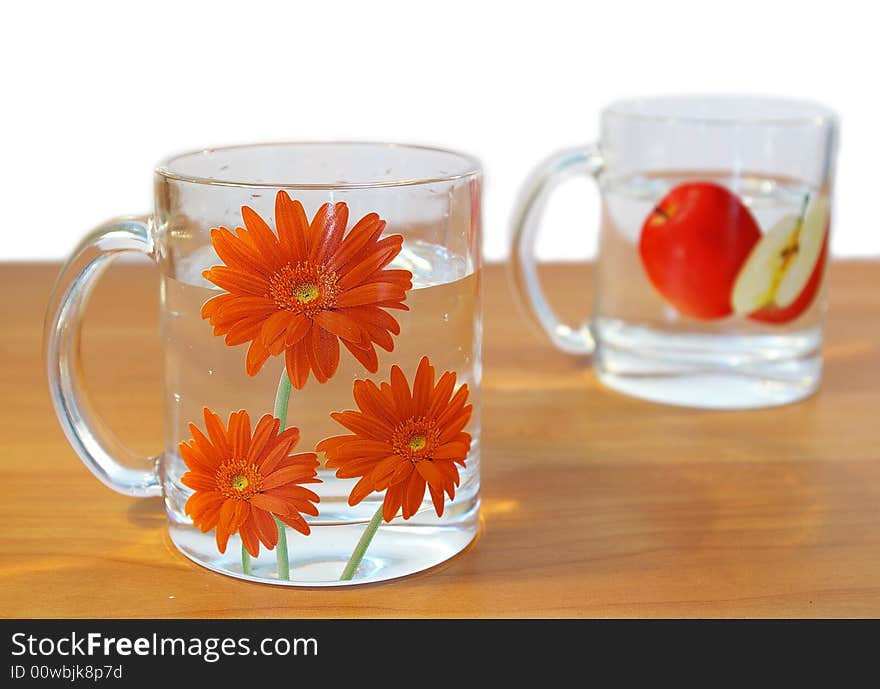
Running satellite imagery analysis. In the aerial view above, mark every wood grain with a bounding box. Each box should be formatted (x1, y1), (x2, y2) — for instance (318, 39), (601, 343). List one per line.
(1, 261), (879, 618)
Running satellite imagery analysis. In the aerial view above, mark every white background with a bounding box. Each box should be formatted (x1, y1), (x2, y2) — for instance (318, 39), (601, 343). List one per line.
(2, 0), (877, 261)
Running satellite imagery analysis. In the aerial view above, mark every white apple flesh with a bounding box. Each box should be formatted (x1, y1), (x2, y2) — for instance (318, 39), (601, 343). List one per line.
(731, 195), (830, 316)
(775, 196), (829, 308)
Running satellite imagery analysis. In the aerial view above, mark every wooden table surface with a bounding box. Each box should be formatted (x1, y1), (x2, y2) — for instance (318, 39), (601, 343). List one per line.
(1, 261), (879, 618)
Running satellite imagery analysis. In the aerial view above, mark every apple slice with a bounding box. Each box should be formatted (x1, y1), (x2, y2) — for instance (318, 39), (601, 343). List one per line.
(730, 215), (800, 315)
(731, 195), (830, 324)
(775, 196), (829, 307)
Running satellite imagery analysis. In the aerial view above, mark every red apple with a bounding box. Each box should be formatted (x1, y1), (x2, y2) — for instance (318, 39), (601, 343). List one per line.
(639, 182), (762, 319)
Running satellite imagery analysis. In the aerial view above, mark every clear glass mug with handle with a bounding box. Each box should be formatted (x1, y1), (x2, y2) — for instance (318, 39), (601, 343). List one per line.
(511, 95), (839, 409)
(45, 142), (483, 585)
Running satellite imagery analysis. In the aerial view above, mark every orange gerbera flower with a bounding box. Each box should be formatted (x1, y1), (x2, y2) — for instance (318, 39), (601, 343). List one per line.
(318, 357), (472, 522)
(201, 191), (413, 388)
(180, 407), (321, 557)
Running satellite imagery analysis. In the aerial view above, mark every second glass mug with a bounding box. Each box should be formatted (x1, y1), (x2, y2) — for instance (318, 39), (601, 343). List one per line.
(511, 95), (839, 409)
(45, 142), (483, 586)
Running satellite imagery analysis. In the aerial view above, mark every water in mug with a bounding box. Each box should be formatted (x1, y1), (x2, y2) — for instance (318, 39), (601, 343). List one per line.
(594, 171), (827, 409)
(160, 238), (481, 583)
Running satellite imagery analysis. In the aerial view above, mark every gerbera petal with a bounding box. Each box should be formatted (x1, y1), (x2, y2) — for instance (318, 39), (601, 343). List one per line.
(185, 491), (224, 524)
(383, 483), (405, 522)
(337, 240), (404, 290)
(333, 456), (385, 479)
(428, 371), (457, 418)
(257, 436), (296, 474)
(251, 506), (279, 549)
(239, 509), (262, 558)
(277, 426), (302, 448)
(203, 408), (231, 457)
(260, 309), (294, 347)
(208, 297), (276, 325)
(245, 338), (272, 376)
(412, 356), (434, 416)
(181, 470), (217, 492)
(200, 293), (236, 320)
(353, 380), (398, 427)
(202, 266), (269, 296)
(262, 463), (321, 491)
(403, 472), (426, 519)
(277, 512), (311, 536)
(313, 310), (363, 342)
(265, 484), (321, 504)
(390, 460), (414, 486)
(211, 227), (272, 276)
(228, 410), (251, 459)
(327, 439), (394, 460)
(308, 326), (340, 382)
(415, 459), (447, 489)
(347, 475), (376, 506)
(439, 408), (473, 443)
(342, 338), (379, 372)
(433, 459), (461, 486)
(428, 483), (446, 517)
(246, 414), (279, 465)
(284, 314), (311, 346)
(436, 385), (470, 427)
(215, 499), (238, 553)
(370, 269), (413, 288)
(225, 318), (266, 347)
(373, 300), (409, 311)
(316, 433), (357, 454)
(360, 322), (395, 352)
(308, 202), (349, 263)
(285, 340), (311, 390)
(330, 215), (383, 271)
(186, 425), (222, 466)
(431, 441), (470, 460)
(329, 410), (394, 439)
(370, 455), (406, 490)
(179, 440), (216, 473)
(250, 492), (290, 514)
(195, 505), (223, 533)
(241, 205), (284, 268)
(275, 191), (309, 262)
(389, 365), (412, 418)
(335, 282), (408, 308)
(341, 305), (401, 335)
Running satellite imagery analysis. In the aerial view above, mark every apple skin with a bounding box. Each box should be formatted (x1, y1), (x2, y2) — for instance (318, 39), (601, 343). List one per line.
(639, 182), (762, 319)
(748, 231), (828, 324)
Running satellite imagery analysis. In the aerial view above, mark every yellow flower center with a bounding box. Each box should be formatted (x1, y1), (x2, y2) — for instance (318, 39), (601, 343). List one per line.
(292, 282), (319, 304)
(216, 460), (262, 500)
(268, 261), (339, 318)
(407, 434), (427, 451)
(392, 418), (440, 461)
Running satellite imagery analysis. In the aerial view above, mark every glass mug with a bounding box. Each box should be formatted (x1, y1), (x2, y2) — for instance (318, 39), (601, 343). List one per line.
(45, 142), (483, 586)
(511, 95), (838, 409)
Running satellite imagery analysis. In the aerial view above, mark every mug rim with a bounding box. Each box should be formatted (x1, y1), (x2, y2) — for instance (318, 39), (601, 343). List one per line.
(155, 140), (483, 190)
(602, 94), (838, 128)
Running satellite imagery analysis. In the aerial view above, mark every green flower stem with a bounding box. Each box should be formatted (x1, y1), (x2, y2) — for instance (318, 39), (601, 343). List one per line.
(242, 548), (252, 575)
(340, 504), (385, 581)
(273, 367), (293, 580)
(274, 367), (292, 427)
(274, 517), (290, 580)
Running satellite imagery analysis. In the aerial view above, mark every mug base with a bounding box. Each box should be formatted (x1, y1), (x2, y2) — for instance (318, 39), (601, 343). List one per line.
(593, 319), (822, 410)
(168, 495), (480, 587)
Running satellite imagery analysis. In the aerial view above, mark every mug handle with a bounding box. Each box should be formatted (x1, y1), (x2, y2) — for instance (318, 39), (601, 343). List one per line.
(510, 145), (604, 355)
(44, 217), (162, 497)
